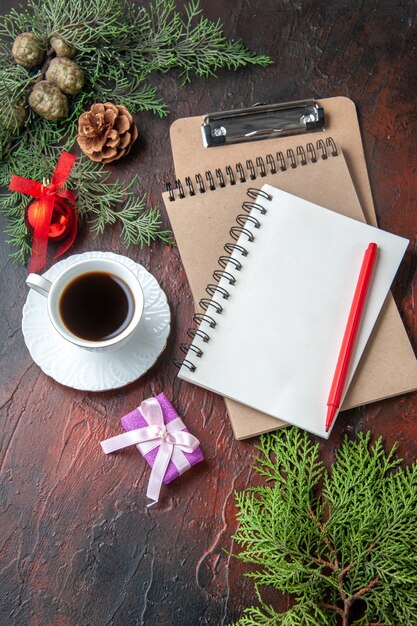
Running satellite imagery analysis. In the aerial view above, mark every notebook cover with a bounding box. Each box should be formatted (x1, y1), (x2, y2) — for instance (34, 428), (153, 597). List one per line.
(165, 96), (417, 439)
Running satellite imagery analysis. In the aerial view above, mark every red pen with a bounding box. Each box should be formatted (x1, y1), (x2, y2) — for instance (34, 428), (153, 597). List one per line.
(325, 242), (378, 432)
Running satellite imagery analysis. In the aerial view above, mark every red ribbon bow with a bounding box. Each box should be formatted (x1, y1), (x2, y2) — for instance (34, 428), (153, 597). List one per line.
(9, 151), (77, 273)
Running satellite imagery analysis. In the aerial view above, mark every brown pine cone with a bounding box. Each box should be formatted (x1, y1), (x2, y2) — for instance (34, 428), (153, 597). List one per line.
(77, 103), (138, 163)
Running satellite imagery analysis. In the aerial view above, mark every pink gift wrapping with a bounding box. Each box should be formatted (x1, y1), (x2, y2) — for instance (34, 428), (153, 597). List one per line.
(120, 392), (204, 485)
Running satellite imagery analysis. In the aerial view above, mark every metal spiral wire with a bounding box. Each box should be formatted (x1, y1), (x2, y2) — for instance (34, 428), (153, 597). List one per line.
(166, 137), (338, 200)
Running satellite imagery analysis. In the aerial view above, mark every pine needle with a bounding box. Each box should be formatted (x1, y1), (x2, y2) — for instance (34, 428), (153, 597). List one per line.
(231, 429), (417, 626)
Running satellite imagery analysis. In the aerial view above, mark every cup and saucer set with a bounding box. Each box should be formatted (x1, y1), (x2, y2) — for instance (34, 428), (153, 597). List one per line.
(22, 251), (171, 391)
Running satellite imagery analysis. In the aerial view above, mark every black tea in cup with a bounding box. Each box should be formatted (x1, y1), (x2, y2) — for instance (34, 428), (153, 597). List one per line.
(59, 272), (135, 341)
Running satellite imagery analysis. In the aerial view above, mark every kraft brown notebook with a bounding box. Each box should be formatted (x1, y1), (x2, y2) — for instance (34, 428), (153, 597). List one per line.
(163, 96), (417, 439)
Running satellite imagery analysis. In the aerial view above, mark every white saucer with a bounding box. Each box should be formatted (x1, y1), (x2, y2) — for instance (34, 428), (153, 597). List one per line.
(22, 251), (171, 391)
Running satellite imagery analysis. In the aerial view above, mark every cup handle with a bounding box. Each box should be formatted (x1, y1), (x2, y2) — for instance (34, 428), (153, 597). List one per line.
(26, 273), (52, 297)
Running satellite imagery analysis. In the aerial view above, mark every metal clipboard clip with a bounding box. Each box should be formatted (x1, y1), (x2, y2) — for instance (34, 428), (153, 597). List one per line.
(201, 99), (325, 148)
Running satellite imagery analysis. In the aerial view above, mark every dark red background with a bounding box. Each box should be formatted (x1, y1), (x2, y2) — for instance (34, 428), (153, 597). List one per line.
(1, 1), (416, 624)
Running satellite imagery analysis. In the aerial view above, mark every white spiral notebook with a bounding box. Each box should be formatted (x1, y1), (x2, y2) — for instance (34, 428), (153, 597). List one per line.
(178, 184), (408, 439)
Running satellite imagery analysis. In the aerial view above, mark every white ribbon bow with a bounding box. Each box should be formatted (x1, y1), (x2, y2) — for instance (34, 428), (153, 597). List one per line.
(100, 397), (200, 507)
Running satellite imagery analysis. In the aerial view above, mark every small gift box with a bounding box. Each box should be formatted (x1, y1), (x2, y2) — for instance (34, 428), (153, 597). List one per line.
(100, 393), (204, 506)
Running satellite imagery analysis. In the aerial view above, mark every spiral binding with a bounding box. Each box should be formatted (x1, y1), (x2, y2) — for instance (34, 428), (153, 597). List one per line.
(172, 137), (339, 371)
(175, 186), (273, 372)
(166, 137), (338, 201)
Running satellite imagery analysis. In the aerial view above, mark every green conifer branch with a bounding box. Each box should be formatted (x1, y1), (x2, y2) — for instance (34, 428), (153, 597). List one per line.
(0, 0), (272, 264)
(231, 429), (417, 626)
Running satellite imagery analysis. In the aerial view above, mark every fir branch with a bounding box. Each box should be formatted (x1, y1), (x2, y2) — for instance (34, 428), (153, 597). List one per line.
(92, 80), (168, 118)
(0, 0), (133, 50)
(174, 0), (272, 84)
(231, 429), (417, 626)
(231, 599), (334, 626)
(112, 199), (175, 248)
(69, 157), (174, 248)
(0, 0), (271, 263)
(88, 193), (174, 248)
(4, 208), (31, 265)
(0, 66), (33, 132)
(0, 151), (174, 260)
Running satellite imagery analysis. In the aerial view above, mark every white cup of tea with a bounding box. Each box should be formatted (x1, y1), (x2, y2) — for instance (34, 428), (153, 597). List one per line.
(26, 257), (144, 351)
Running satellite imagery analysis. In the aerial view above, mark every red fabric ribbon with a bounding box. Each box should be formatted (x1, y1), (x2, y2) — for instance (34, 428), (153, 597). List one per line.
(9, 151), (77, 273)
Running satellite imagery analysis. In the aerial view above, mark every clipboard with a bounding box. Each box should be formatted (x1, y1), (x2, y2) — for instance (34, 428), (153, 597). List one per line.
(163, 96), (417, 439)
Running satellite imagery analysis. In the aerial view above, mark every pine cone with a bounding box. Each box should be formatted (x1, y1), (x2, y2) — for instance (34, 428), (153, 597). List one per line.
(49, 35), (76, 58)
(46, 57), (84, 95)
(28, 81), (68, 121)
(12, 32), (45, 68)
(77, 103), (138, 163)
